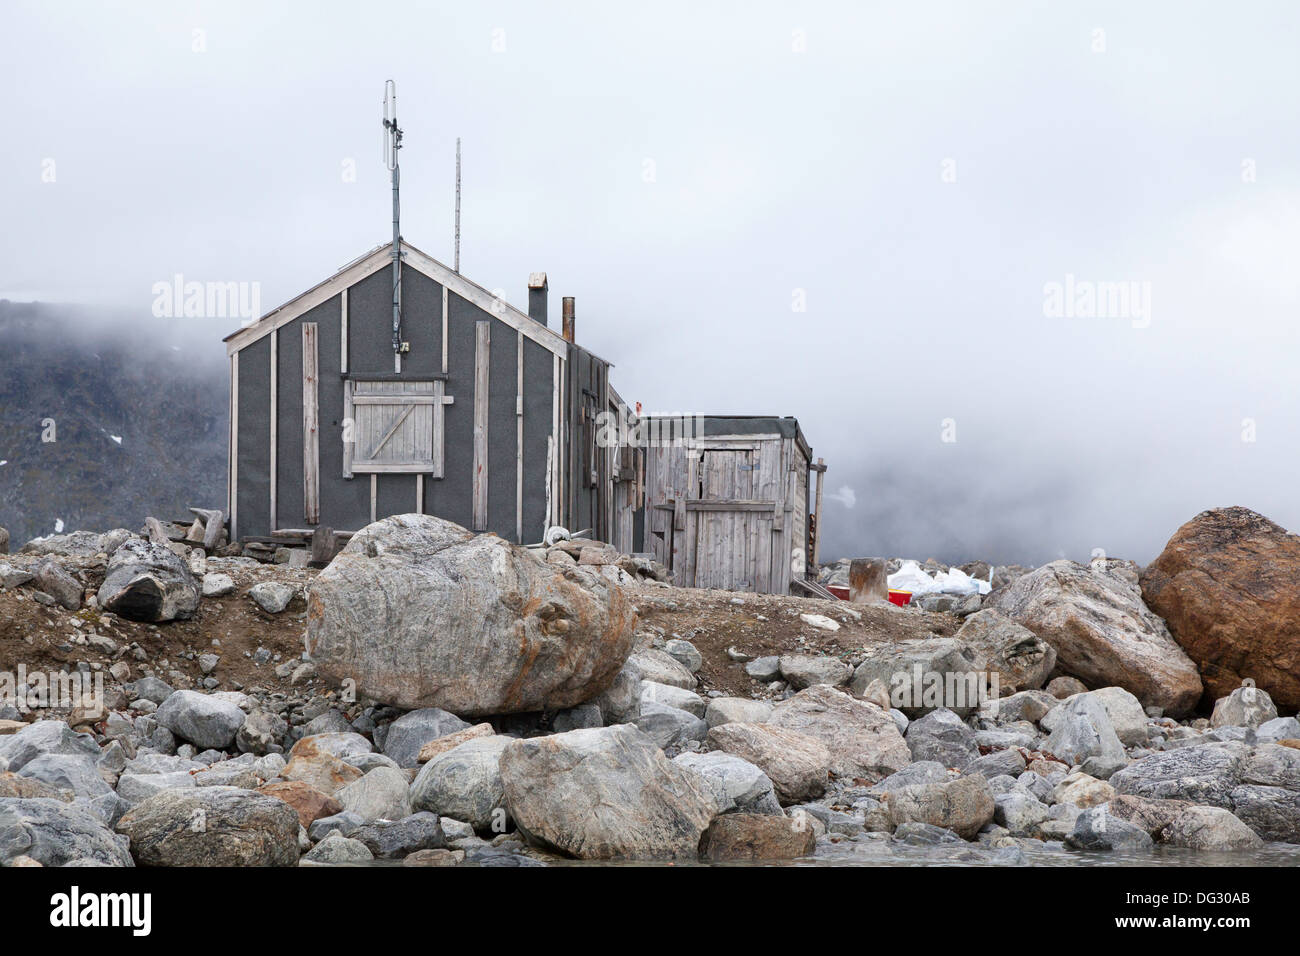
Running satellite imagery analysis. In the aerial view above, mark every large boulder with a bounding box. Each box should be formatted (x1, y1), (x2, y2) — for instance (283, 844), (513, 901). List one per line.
(334, 767), (412, 823)
(904, 708), (979, 771)
(1110, 744), (1248, 808)
(0, 720), (99, 772)
(115, 787), (300, 866)
(953, 610), (1056, 692)
(305, 515), (638, 715)
(698, 813), (816, 861)
(382, 708), (471, 768)
(1042, 694), (1129, 779)
(0, 798), (134, 866)
(409, 736), (511, 831)
(849, 638), (985, 716)
(499, 725), (716, 859)
(884, 773), (995, 839)
(156, 690), (246, 750)
(97, 537), (199, 622)
(986, 559), (1201, 716)
(705, 723), (831, 804)
(672, 751), (783, 816)
(1160, 806), (1263, 850)
(1141, 507), (1300, 711)
(767, 685), (911, 783)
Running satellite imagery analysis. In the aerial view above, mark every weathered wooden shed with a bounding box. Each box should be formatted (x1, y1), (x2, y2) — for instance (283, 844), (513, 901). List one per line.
(638, 416), (814, 595)
(224, 239), (620, 545)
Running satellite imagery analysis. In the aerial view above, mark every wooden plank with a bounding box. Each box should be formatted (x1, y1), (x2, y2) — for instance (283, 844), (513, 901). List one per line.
(432, 380), (446, 478)
(516, 330), (524, 543)
(229, 351), (238, 540)
(472, 320), (490, 530)
(812, 456), (826, 567)
(340, 289), (348, 373)
(416, 474), (424, 514)
(342, 378), (354, 478)
(310, 526), (336, 567)
(302, 322), (320, 524)
(269, 329), (278, 530)
(441, 286), (449, 374)
(370, 474), (377, 523)
(367, 403), (416, 458)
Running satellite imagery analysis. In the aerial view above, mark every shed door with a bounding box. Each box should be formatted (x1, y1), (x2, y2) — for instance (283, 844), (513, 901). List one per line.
(691, 446), (771, 592)
(345, 380), (446, 476)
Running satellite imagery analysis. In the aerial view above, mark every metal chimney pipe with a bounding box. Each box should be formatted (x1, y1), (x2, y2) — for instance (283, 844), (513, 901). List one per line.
(561, 296), (575, 343)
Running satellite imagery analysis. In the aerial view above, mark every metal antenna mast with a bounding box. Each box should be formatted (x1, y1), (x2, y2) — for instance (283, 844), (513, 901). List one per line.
(454, 138), (461, 273)
(382, 80), (403, 360)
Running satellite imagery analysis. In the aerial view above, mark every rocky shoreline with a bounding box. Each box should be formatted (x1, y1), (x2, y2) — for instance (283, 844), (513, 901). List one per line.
(1, 506), (1299, 867)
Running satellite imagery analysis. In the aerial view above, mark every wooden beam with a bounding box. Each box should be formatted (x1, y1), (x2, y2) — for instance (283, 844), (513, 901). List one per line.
(269, 329), (278, 530)
(416, 473), (424, 514)
(472, 320), (490, 531)
(812, 456), (826, 567)
(342, 379), (354, 479)
(441, 285), (449, 374)
(228, 351), (238, 540)
(370, 474), (377, 524)
(340, 289), (348, 374)
(516, 330), (524, 543)
(302, 322), (320, 524)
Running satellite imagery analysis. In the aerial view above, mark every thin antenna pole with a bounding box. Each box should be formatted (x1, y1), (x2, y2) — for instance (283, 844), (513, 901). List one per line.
(454, 138), (461, 274)
(383, 80), (403, 360)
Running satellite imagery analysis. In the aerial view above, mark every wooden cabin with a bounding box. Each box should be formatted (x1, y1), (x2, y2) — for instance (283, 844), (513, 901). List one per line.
(637, 416), (815, 595)
(223, 240), (623, 546)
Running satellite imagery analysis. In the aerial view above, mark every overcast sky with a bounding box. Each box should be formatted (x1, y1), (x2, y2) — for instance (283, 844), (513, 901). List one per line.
(4, 1), (1298, 565)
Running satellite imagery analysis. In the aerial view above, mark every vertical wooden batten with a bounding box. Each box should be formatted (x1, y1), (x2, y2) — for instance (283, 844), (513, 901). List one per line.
(340, 289), (349, 374)
(229, 351), (238, 540)
(441, 286), (449, 374)
(269, 329), (278, 530)
(516, 331), (524, 543)
(302, 322), (320, 524)
(472, 320), (490, 531)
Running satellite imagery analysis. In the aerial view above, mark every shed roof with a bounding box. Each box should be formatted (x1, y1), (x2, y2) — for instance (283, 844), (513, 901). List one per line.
(224, 240), (596, 360)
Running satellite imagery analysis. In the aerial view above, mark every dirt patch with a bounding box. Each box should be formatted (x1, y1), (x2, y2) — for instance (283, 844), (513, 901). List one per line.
(0, 555), (317, 700)
(627, 583), (960, 698)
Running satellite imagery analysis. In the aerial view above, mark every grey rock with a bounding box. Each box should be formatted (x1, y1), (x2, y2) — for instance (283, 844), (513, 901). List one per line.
(1110, 745), (1248, 808)
(34, 559), (83, 610)
(1043, 694), (1129, 779)
(116, 771), (197, 805)
(629, 649), (697, 689)
(1229, 784), (1300, 843)
(664, 639), (703, 673)
(744, 656), (781, 681)
(633, 700), (709, 749)
(704, 697), (773, 729)
(672, 751), (783, 816)
(307, 810), (366, 842)
(1065, 806), (1154, 851)
(768, 685), (911, 782)
(640, 681), (706, 718)
(409, 736), (511, 831)
(303, 832), (374, 864)
(201, 573), (236, 598)
(382, 708), (472, 768)
(0, 798), (133, 867)
(551, 703), (604, 732)
(1210, 685), (1279, 729)
(248, 581), (296, 614)
(778, 654), (852, 690)
(352, 811), (447, 859)
(156, 690), (246, 750)
(964, 749), (1027, 780)
(994, 792), (1050, 836)
(97, 537), (199, 622)
(1258, 716), (1300, 741)
(128, 677), (174, 705)
(905, 708), (979, 770)
(236, 710), (287, 755)
(115, 786), (299, 865)
(849, 638), (984, 716)
(1161, 805), (1264, 850)
(499, 724), (716, 859)
(589, 660), (642, 724)
(335, 766), (412, 822)
(885, 773), (995, 839)
(953, 609), (1056, 691)
(0, 719), (100, 772)
(867, 761), (952, 796)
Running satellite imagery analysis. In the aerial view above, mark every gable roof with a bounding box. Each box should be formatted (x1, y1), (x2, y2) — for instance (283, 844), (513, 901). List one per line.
(223, 239), (572, 358)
